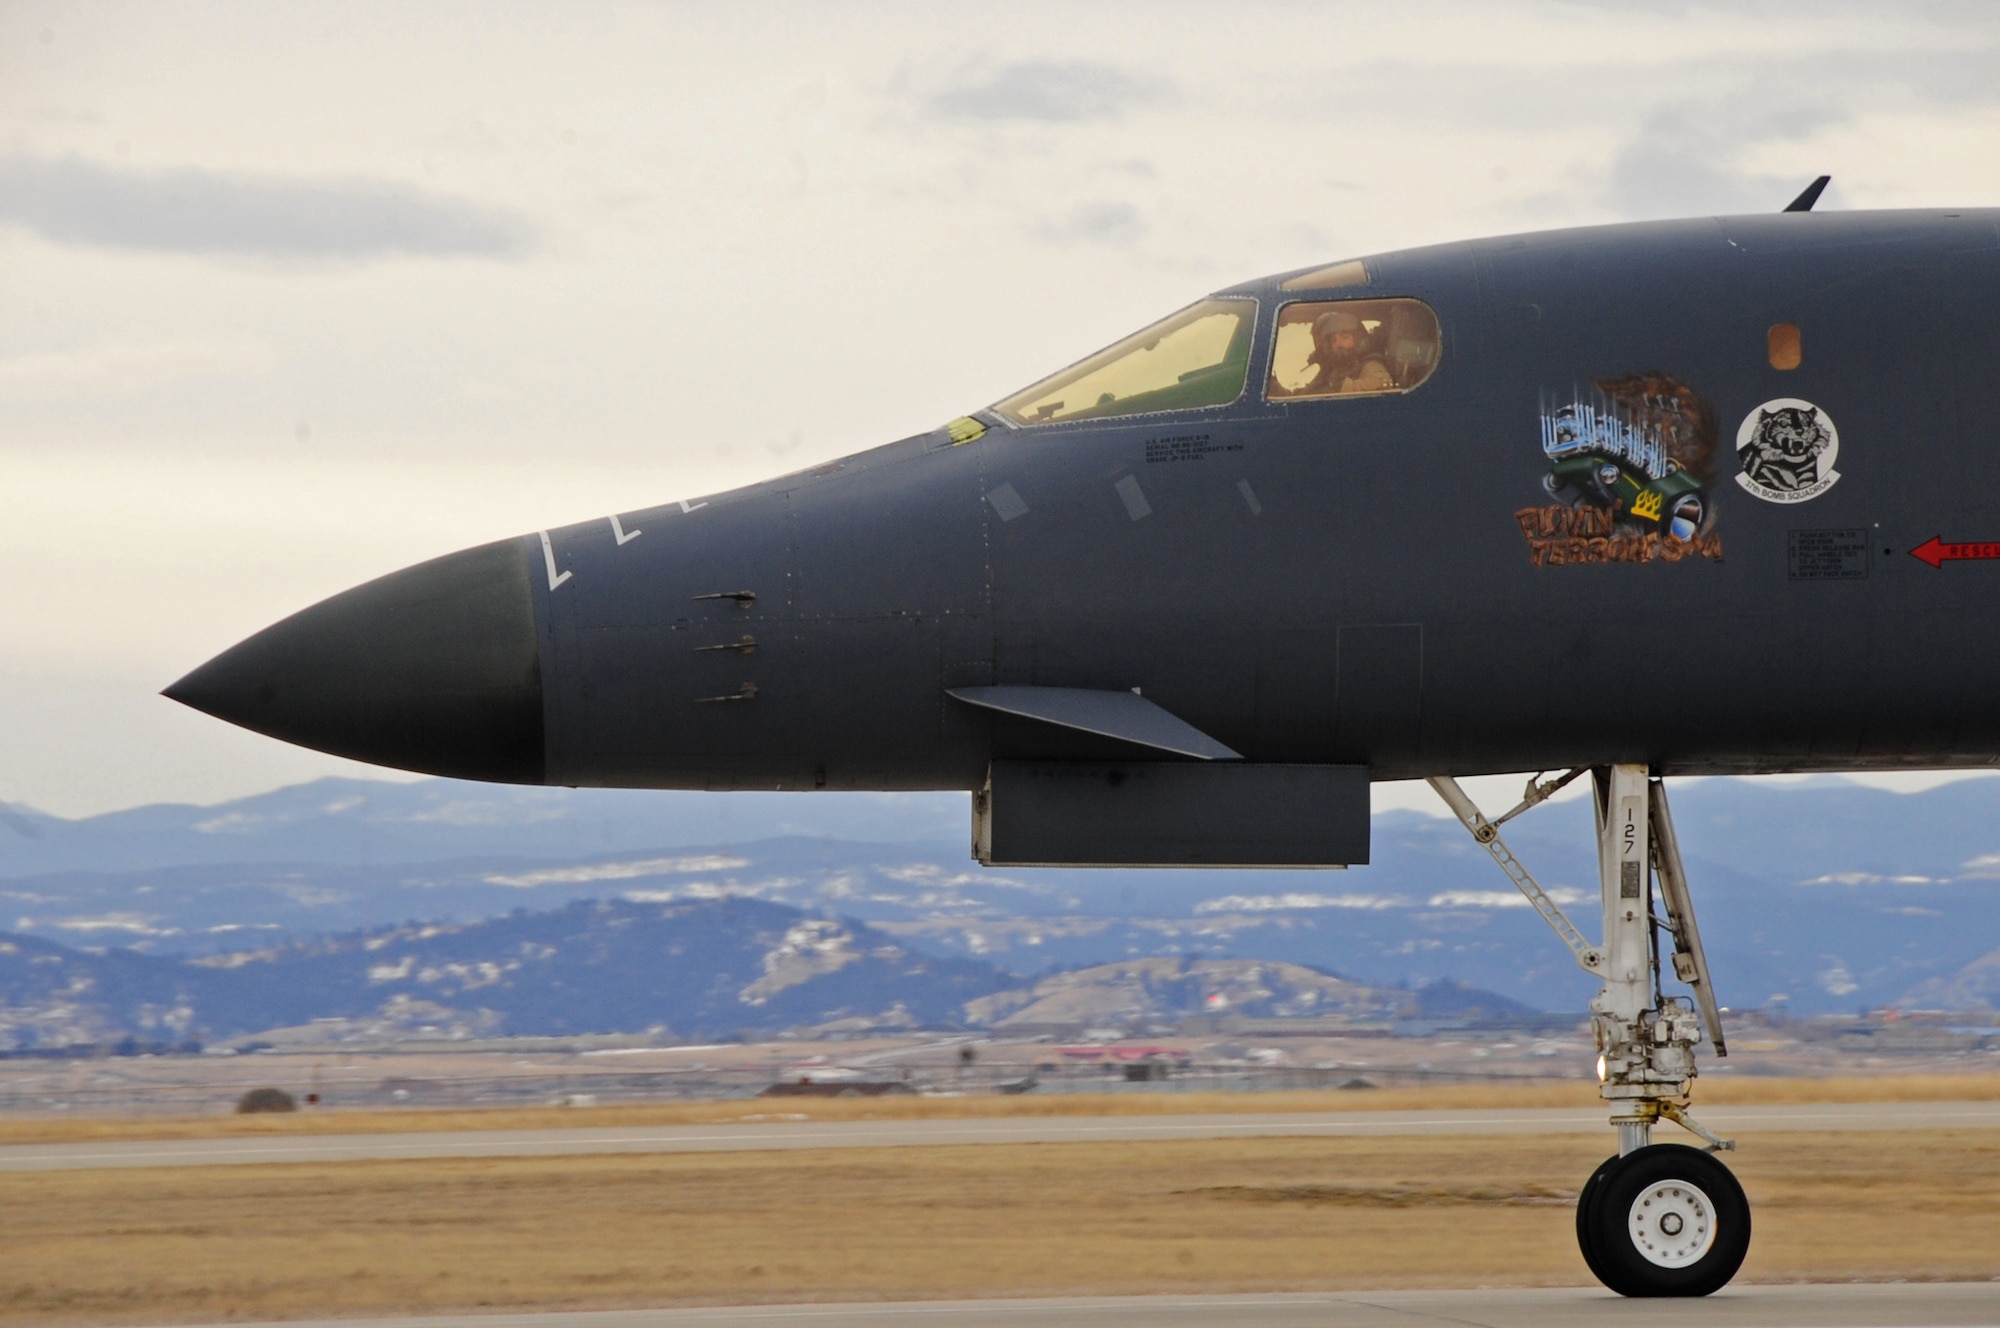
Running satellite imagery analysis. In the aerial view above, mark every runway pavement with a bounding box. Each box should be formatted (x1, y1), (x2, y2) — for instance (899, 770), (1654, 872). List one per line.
(141, 1284), (2000, 1327)
(4, 1099), (1998, 1171)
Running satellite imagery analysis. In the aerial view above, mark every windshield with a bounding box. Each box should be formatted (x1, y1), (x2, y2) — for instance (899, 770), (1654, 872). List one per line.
(992, 298), (1256, 426)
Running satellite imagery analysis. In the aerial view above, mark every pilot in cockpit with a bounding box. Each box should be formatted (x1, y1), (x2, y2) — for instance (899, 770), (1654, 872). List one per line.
(1306, 309), (1394, 395)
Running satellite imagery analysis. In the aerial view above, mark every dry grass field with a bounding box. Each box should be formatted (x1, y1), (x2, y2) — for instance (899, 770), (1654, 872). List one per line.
(1, 1072), (1996, 1146)
(1, 1127), (1996, 1322)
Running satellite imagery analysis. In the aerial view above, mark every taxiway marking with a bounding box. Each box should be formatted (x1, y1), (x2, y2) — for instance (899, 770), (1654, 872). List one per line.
(3, 1101), (1998, 1172)
(114, 1282), (2000, 1328)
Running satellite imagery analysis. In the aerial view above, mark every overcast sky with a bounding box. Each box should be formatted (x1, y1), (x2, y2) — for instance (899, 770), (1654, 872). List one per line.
(4, 1), (1999, 818)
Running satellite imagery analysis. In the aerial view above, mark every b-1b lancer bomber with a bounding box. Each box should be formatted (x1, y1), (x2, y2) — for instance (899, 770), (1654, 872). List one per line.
(167, 177), (2000, 1295)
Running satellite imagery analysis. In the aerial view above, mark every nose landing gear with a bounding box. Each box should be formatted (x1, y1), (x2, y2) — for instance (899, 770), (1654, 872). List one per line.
(1432, 764), (1748, 1297)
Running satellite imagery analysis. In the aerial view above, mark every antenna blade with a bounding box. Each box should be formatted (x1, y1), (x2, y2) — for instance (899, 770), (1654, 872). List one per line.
(1783, 175), (1831, 212)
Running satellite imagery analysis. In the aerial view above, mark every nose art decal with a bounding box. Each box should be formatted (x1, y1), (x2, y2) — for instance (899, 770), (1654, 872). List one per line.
(1519, 373), (1724, 567)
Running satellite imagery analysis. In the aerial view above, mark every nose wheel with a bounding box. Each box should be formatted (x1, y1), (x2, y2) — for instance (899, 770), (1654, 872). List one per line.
(1576, 1144), (1751, 1296)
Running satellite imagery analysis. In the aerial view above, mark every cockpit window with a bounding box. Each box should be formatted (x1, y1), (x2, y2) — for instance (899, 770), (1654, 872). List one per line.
(1265, 298), (1441, 400)
(993, 297), (1256, 427)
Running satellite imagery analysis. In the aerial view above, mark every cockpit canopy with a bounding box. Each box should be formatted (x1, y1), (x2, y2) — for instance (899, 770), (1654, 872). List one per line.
(990, 281), (1441, 428)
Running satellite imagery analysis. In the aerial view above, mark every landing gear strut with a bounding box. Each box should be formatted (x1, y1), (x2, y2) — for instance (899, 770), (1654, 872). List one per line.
(1431, 764), (1749, 1297)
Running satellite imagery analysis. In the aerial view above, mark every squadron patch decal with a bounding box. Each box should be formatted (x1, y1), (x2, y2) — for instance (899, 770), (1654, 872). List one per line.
(1735, 399), (1840, 504)
(1517, 373), (1723, 567)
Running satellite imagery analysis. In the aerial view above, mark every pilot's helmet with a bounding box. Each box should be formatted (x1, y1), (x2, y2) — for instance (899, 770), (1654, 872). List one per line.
(1312, 309), (1364, 343)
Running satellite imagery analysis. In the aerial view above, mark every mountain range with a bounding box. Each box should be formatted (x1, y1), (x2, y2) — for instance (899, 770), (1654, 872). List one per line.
(0, 899), (1537, 1049)
(6, 774), (2000, 1020)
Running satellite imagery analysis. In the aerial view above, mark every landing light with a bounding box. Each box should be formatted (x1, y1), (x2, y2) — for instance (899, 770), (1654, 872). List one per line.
(1596, 1053), (1608, 1082)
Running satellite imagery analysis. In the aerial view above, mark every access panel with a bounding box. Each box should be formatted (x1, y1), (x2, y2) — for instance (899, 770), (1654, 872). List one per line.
(975, 761), (1370, 867)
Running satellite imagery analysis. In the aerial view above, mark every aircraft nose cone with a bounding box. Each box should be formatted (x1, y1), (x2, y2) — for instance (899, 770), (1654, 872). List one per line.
(164, 537), (545, 783)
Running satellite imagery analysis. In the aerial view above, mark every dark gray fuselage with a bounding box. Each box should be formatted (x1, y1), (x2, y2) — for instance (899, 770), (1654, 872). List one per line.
(166, 210), (2000, 795)
(534, 210), (2000, 789)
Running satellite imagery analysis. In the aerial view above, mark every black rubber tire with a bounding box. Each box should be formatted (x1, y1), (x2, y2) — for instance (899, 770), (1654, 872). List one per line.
(1574, 1153), (1621, 1286)
(1590, 1144), (1751, 1297)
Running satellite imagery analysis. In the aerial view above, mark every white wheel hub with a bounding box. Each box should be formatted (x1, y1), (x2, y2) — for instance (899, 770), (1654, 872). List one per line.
(1627, 1178), (1717, 1268)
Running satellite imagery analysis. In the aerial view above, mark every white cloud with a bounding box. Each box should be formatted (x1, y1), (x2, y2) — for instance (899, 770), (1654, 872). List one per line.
(396, 799), (565, 827)
(0, 154), (534, 260)
(1032, 200), (1148, 248)
(1428, 888), (1587, 910)
(923, 61), (1166, 123)
(1818, 957), (1859, 997)
(47, 913), (176, 935)
(483, 855), (751, 888)
(1195, 893), (1409, 914)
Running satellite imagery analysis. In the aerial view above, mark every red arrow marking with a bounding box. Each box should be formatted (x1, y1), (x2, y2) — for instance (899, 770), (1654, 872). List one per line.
(1911, 537), (2000, 569)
